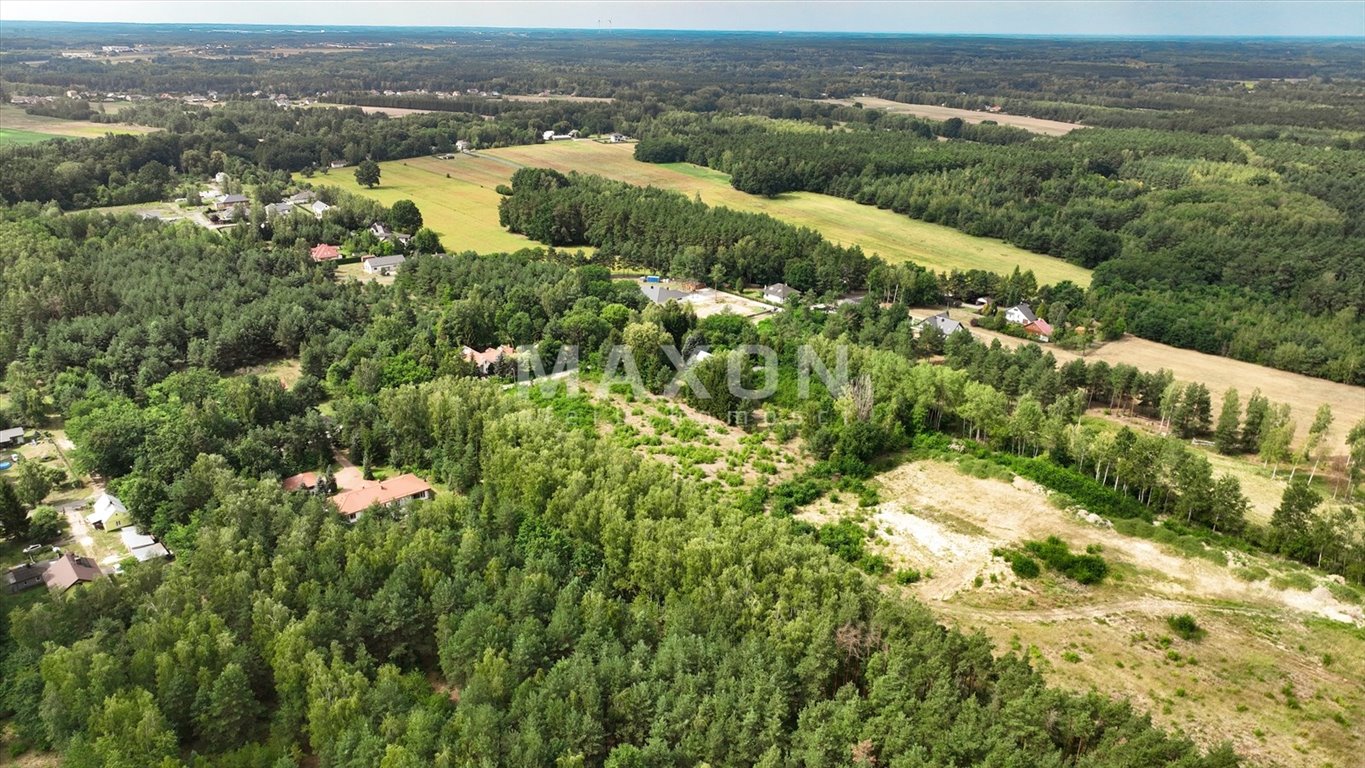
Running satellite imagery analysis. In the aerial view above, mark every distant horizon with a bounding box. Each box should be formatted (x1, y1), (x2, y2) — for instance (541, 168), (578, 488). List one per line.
(3, 18), (1363, 41)
(2, 1), (1362, 38)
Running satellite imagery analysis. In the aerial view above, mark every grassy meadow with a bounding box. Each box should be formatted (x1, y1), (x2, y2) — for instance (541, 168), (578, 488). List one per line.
(0, 104), (157, 144)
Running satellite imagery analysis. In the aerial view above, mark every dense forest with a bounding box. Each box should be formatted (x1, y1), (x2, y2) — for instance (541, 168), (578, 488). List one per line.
(1, 376), (1246, 768)
(2, 23), (1363, 766)
(3, 181), (1363, 767)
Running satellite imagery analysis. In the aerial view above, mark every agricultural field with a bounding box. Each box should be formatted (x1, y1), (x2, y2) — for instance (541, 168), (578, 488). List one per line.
(800, 458), (1365, 768)
(0, 104), (156, 143)
(822, 96), (1085, 136)
(338, 158), (547, 254)
(354, 142), (1093, 285)
(0, 127), (57, 146)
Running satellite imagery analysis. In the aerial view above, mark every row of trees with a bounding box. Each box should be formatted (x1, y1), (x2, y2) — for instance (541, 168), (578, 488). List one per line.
(498, 167), (875, 293)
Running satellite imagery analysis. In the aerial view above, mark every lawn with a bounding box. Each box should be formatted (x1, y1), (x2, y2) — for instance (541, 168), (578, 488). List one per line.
(350, 142), (1091, 285)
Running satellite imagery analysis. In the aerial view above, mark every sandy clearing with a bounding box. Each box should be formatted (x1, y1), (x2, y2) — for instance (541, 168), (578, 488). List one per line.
(823, 97), (1084, 136)
(869, 460), (1361, 624)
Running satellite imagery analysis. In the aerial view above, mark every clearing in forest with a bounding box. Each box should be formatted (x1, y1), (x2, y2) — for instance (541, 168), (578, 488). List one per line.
(800, 458), (1364, 768)
(822, 96), (1085, 136)
(351, 142), (1093, 286)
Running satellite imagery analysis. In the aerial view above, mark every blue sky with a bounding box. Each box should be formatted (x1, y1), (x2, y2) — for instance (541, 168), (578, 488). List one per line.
(1, 1), (1362, 36)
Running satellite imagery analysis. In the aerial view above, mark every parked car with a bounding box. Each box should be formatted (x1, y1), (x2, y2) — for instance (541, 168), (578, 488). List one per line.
(22, 543), (43, 555)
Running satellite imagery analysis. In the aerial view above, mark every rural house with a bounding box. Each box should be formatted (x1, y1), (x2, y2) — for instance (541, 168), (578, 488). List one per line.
(121, 528), (171, 562)
(0, 426), (23, 447)
(1004, 302), (1038, 326)
(42, 553), (102, 593)
(310, 243), (341, 262)
(214, 193), (249, 211)
(263, 201), (295, 218)
(6, 561), (47, 593)
(87, 492), (132, 531)
(763, 283), (800, 304)
(1004, 303), (1053, 341)
(330, 474), (434, 523)
(363, 254), (406, 275)
(640, 283), (692, 305)
(281, 471), (321, 493)
(919, 311), (968, 337)
(462, 345), (517, 375)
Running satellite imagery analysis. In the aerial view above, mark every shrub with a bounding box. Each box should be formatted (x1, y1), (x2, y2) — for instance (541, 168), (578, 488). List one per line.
(895, 569), (922, 585)
(1166, 614), (1205, 642)
(1010, 554), (1041, 579)
(1023, 536), (1109, 585)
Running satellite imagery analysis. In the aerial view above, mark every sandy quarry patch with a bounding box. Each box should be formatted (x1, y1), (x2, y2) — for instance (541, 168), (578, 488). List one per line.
(864, 460), (1362, 625)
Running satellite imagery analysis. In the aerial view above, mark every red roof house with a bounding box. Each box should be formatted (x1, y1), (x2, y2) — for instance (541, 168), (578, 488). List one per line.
(282, 472), (320, 492)
(310, 243), (341, 262)
(1023, 319), (1054, 340)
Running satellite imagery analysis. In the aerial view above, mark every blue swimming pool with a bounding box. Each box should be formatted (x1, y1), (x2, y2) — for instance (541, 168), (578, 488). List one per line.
(0, 461), (12, 471)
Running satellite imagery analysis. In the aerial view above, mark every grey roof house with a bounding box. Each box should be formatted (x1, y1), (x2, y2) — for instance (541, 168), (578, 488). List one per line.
(640, 283), (692, 304)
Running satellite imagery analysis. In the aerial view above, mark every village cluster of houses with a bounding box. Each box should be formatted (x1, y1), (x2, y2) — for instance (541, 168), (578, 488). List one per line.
(281, 469), (434, 524)
(4, 492), (169, 595)
(309, 222), (414, 274)
(204, 179), (333, 224)
(639, 277), (802, 308)
(263, 189), (332, 219)
(915, 300), (1054, 342)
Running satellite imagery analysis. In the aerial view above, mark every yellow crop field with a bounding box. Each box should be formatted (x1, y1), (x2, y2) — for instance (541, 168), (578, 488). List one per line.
(351, 141), (1091, 285)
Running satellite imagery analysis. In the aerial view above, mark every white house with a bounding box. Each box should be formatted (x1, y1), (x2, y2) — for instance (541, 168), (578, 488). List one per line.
(363, 254), (406, 275)
(87, 493), (132, 531)
(763, 283), (800, 304)
(1004, 303), (1038, 326)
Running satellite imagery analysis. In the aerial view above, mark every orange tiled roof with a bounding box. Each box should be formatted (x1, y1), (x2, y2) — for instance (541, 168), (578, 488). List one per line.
(282, 472), (319, 492)
(330, 473), (432, 516)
